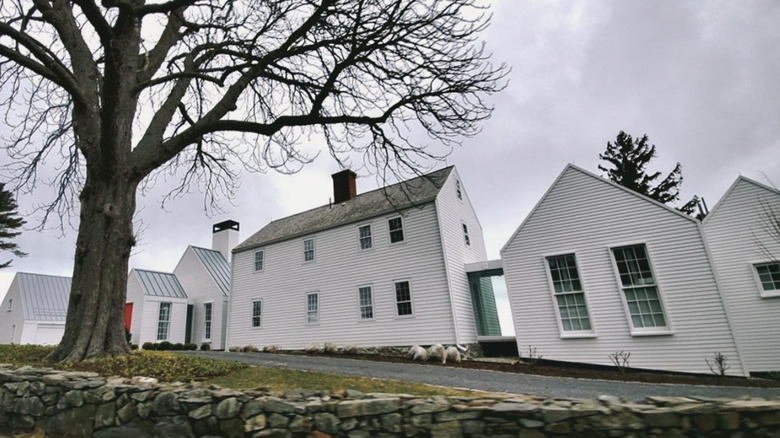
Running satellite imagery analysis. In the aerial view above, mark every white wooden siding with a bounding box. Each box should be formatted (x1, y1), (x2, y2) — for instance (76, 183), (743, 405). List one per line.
(228, 203), (457, 349)
(173, 247), (228, 349)
(434, 168), (488, 344)
(703, 178), (780, 372)
(0, 277), (25, 344)
(126, 272), (146, 345)
(501, 165), (744, 375)
(137, 298), (188, 345)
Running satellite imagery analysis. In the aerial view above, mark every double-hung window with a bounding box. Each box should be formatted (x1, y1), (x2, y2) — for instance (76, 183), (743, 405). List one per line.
(306, 292), (319, 323)
(389, 217), (404, 243)
(359, 225), (372, 249)
(358, 286), (374, 319)
(157, 302), (171, 341)
(252, 300), (262, 327)
(395, 281), (413, 316)
(546, 254), (592, 333)
(462, 223), (471, 246)
(612, 244), (668, 330)
(203, 303), (212, 340)
(755, 262), (780, 295)
(254, 251), (264, 271)
(303, 239), (315, 262)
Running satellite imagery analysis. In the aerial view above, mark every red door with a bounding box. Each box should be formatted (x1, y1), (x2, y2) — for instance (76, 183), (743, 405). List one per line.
(124, 303), (133, 331)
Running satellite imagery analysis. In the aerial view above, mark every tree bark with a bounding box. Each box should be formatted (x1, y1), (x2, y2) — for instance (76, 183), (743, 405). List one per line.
(47, 175), (138, 362)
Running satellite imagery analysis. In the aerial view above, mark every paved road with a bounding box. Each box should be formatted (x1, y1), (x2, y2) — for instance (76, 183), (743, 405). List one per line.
(184, 351), (780, 401)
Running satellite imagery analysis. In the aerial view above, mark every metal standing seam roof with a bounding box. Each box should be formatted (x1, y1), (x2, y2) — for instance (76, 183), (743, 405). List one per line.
(134, 269), (188, 299)
(235, 166), (454, 252)
(17, 272), (71, 322)
(191, 246), (230, 296)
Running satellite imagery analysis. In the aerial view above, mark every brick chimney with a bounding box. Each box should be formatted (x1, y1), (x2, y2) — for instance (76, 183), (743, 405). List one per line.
(212, 220), (239, 263)
(332, 170), (357, 203)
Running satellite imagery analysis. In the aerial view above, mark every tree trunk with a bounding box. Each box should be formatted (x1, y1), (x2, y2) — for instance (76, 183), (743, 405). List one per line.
(47, 175), (138, 362)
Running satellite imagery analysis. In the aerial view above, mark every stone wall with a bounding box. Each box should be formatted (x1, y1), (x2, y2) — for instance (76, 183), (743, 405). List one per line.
(1, 365), (780, 437)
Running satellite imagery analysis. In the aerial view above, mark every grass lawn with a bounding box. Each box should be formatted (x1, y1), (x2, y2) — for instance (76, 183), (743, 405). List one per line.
(0, 345), (480, 396)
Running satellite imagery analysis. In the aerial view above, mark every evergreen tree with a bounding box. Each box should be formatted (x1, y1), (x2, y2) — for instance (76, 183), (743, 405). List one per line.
(598, 131), (700, 215)
(0, 183), (26, 268)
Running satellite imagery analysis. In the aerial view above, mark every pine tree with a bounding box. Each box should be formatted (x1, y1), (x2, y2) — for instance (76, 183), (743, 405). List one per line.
(0, 183), (26, 268)
(598, 131), (699, 215)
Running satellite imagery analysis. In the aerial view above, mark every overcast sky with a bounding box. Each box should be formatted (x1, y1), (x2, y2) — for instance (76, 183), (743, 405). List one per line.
(1, 0), (779, 334)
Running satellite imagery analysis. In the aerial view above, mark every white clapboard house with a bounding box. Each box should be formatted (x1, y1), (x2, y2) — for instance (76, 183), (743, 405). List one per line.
(0, 273), (71, 345)
(500, 164), (747, 376)
(126, 221), (237, 349)
(702, 176), (780, 373)
(227, 167), (493, 350)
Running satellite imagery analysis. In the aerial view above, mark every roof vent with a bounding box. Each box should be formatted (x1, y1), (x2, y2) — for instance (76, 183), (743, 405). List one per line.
(332, 170), (357, 203)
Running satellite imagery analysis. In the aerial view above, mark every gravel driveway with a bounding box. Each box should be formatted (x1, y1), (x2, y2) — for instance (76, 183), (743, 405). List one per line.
(186, 351), (780, 401)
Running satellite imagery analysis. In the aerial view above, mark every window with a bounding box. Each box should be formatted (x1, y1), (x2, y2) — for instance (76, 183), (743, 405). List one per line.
(252, 300), (262, 327)
(395, 281), (413, 316)
(202, 302), (212, 340)
(306, 292), (319, 323)
(7, 298), (12, 312)
(389, 217), (404, 243)
(612, 245), (668, 330)
(755, 262), (780, 292)
(304, 239), (315, 262)
(462, 223), (471, 246)
(546, 254), (592, 332)
(359, 225), (372, 250)
(358, 286), (374, 319)
(254, 251), (264, 271)
(456, 180), (462, 200)
(157, 302), (171, 341)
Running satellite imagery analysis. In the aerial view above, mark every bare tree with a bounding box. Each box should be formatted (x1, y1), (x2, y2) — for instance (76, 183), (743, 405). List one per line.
(0, 0), (506, 361)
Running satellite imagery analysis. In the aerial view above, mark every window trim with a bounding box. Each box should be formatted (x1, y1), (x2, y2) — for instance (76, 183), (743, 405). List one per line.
(393, 279), (414, 318)
(357, 285), (375, 321)
(306, 292), (320, 325)
(251, 299), (262, 328)
(203, 301), (213, 341)
(358, 224), (373, 250)
(157, 301), (172, 341)
(462, 222), (471, 247)
(542, 251), (596, 338)
(752, 260), (780, 298)
(254, 250), (265, 272)
(303, 238), (316, 263)
(608, 243), (673, 336)
(388, 216), (405, 244)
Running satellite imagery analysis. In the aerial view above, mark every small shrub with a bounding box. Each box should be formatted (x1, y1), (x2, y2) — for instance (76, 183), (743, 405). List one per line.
(323, 342), (339, 354)
(158, 341), (173, 351)
(129, 344), (139, 350)
(706, 352), (730, 376)
(184, 343), (198, 351)
(342, 344), (358, 355)
(523, 345), (543, 366)
(228, 345), (242, 352)
(262, 345), (279, 353)
(242, 345), (258, 353)
(173, 343), (184, 351)
(142, 342), (156, 351)
(201, 343), (211, 351)
(609, 350), (631, 374)
(304, 344), (321, 354)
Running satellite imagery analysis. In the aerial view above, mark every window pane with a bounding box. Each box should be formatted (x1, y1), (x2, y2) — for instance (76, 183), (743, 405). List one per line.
(395, 281), (413, 315)
(254, 251), (264, 271)
(547, 254), (592, 331)
(252, 300), (262, 327)
(307, 293), (318, 323)
(359, 226), (372, 249)
(389, 218), (404, 243)
(756, 263), (780, 291)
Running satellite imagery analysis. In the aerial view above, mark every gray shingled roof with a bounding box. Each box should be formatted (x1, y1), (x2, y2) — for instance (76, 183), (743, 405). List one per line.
(17, 272), (71, 322)
(235, 167), (453, 252)
(134, 269), (188, 299)
(191, 246), (230, 296)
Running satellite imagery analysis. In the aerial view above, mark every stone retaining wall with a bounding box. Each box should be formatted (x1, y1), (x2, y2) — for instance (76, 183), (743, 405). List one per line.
(1, 365), (780, 437)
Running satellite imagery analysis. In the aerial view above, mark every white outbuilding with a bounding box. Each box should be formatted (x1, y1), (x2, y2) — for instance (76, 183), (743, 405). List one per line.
(125, 269), (189, 346)
(0, 272), (71, 345)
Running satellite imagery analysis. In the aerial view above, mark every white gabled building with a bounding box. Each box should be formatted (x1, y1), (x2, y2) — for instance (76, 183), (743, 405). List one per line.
(126, 269), (189, 346)
(227, 167), (490, 350)
(501, 164), (746, 376)
(702, 176), (780, 373)
(0, 273), (70, 345)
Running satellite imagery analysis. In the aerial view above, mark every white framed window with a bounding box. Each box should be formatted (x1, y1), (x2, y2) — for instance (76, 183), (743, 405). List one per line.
(254, 250), (264, 271)
(303, 238), (315, 262)
(388, 217), (404, 243)
(394, 281), (413, 316)
(456, 180), (462, 200)
(462, 223), (471, 246)
(754, 262), (780, 297)
(611, 244), (669, 333)
(203, 302), (212, 340)
(359, 225), (372, 250)
(7, 298), (12, 312)
(157, 302), (171, 341)
(358, 286), (374, 320)
(252, 300), (262, 327)
(546, 253), (593, 335)
(306, 292), (319, 323)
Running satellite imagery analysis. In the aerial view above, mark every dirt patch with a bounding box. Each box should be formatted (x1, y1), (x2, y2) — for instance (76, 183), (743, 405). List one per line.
(283, 352), (780, 389)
